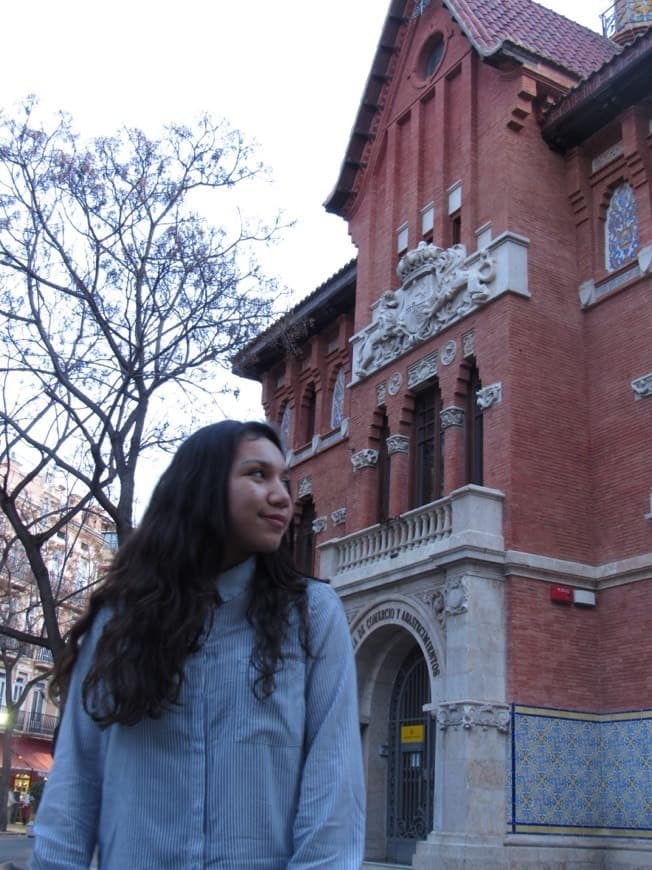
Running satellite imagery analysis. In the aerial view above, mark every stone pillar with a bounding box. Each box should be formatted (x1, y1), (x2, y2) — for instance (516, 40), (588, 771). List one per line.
(440, 405), (466, 493)
(413, 569), (509, 868)
(386, 434), (410, 517)
(349, 448), (380, 527)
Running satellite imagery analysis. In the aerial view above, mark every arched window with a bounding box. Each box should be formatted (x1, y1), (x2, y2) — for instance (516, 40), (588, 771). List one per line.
(605, 182), (639, 271)
(413, 383), (443, 507)
(299, 384), (316, 446)
(279, 402), (291, 449)
(330, 367), (346, 430)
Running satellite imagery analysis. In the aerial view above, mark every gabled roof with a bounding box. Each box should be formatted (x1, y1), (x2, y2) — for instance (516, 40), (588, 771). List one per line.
(232, 260), (357, 381)
(326, 0), (619, 216)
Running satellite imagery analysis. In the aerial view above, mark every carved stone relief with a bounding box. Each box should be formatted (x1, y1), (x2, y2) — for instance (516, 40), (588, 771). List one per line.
(462, 331), (475, 358)
(297, 476), (312, 499)
(345, 606), (362, 626)
(351, 449), (379, 471)
(476, 383), (502, 410)
(376, 382), (387, 406)
(440, 340), (457, 366)
(407, 352), (438, 389)
(440, 406), (465, 429)
(386, 434), (410, 456)
(420, 576), (469, 628)
(352, 241), (497, 380)
(312, 516), (328, 534)
(388, 372), (403, 396)
(331, 507), (347, 525)
(632, 373), (652, 399)
(436, 701), (510, 734)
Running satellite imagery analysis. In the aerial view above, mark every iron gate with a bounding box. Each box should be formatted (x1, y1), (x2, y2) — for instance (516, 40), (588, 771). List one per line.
(386, 646), (435, 864)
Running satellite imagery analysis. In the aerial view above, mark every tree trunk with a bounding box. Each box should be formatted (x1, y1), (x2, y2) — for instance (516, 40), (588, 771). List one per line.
(0, 723), (14, 832)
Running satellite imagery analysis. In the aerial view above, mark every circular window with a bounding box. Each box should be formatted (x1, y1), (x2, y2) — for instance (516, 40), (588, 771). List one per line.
(421, 34), (444, 78)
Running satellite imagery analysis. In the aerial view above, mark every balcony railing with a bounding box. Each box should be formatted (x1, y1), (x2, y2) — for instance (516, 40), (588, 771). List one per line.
(601, 0), (652, 38)
(0, 707), (58, 737)
(33, 647), (54, 666)
(318, 484), (505, 586)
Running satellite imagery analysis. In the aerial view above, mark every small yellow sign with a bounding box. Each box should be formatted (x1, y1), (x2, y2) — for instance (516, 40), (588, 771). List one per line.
(400, 724), (424, 744)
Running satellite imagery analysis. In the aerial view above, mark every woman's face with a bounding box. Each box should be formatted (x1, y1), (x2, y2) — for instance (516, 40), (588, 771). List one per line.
(222, 435), (292, 569)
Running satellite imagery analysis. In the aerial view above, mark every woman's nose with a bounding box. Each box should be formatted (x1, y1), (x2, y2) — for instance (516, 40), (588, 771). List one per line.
(270, 477), (291, 505)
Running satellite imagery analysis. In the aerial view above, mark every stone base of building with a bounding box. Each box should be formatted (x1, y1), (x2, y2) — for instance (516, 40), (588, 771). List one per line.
(411, 832), (652, 868)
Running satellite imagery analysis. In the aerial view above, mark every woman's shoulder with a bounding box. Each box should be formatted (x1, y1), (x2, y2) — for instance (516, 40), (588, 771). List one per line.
(304, 577), (348, 625)
(305, 576), (337, 603)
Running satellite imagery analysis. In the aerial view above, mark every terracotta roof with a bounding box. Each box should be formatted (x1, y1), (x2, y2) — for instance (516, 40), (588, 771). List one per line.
(326, 0), (620, 216)
(542, 26), (652, 150)
(232, 260), (357, 380)
(445, 0), (618, 78)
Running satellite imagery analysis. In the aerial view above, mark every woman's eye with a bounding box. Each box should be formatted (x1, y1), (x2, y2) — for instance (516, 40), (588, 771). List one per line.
(250, 469), (265, 479)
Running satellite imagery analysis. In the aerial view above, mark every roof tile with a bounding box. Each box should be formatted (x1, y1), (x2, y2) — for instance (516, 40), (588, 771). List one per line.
(446, 0), (619, 77)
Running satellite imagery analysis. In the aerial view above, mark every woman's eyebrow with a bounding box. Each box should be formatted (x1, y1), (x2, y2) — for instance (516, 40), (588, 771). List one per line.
(239, 458), (289, 475)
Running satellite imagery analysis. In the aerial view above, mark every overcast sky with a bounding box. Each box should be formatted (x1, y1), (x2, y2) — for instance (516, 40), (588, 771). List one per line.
(0, 0), (607, 460)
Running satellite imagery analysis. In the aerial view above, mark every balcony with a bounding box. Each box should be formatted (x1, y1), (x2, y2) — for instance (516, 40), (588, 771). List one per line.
(601, 0), (652, 38)
(318, 484), (505, 588)
(33, 647), (54, 667)
(0, 707), (58, 738)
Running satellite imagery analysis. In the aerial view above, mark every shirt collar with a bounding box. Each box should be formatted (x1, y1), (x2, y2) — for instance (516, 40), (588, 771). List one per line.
(217, 556), (256, 602)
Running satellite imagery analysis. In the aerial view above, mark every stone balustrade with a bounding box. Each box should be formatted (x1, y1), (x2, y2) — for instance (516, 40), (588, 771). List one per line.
(318, 484), (505, 586)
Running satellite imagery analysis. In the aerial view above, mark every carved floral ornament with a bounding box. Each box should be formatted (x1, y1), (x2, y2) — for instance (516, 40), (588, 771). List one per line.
(352, 241), (498, 381)
(418, 576), (469, 629)
(297, 476), (312, 498)
(312, 515), (328, 534)
(386, 434), (410, 455)
(351, 448), (379, 471)
(407, 352), (438, 389)
(632, 372), (652, 399)
(437, 701), (510, 734)
(440, 407), (464, 429)
(476, 382), (502, 410)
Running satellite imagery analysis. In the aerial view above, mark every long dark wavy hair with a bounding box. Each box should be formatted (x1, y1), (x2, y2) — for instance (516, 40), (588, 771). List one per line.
(51, 420), (309, 728)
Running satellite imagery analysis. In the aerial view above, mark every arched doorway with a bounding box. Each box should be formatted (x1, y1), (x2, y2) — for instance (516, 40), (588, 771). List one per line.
(386, 644), (435, 864)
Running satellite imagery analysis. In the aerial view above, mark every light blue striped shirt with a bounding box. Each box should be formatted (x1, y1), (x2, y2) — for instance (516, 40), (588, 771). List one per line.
(31, 559), (365, 868)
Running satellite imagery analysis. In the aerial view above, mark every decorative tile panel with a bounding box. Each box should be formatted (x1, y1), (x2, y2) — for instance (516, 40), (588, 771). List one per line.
(508, 706), (652, 837)
(606, 183), (639, 271)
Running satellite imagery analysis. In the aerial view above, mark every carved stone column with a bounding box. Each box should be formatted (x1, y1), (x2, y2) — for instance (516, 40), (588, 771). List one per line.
(349, 448), (380, 526)
(386, 433), (410, 517)
(440, 405), (466, 492)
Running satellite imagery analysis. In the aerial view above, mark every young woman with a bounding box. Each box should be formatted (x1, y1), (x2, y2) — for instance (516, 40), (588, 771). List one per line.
(31, 420), (365, 868)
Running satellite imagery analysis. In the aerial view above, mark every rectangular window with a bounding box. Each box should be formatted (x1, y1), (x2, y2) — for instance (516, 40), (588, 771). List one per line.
(413, 385), (443, 507)
(451, 211), (461, 246)
(421, 203), (434, 240)
(447, 181), (462, 214)
(397, 223), (409, 255)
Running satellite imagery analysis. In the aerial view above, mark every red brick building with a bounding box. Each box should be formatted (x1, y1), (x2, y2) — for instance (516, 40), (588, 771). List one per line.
(234, 1), (652, 866)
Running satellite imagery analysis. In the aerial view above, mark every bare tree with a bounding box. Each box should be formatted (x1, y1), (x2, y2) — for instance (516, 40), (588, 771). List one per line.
(0, 99), (283, 656)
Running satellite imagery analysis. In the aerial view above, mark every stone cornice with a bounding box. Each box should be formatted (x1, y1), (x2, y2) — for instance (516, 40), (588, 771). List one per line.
(504, 549), (652, 589)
